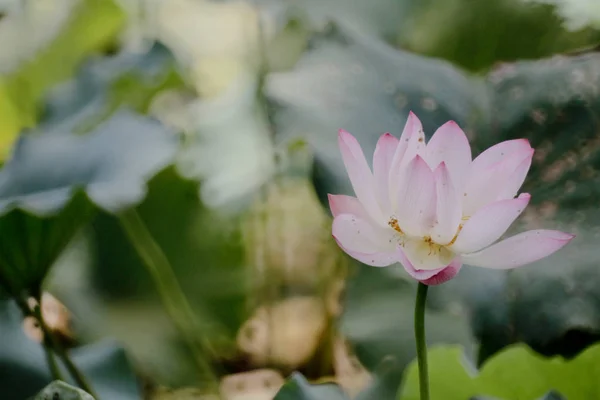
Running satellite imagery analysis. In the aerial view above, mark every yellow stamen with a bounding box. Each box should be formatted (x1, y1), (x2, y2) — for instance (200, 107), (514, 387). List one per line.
(446, 224), (464, 246)
(388, 217), (404, 234)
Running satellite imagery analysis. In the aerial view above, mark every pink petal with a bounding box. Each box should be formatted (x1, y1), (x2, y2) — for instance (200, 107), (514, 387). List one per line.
(328, 194), (368, 219)
(400, 115), (427, 169)
(470, 139), (532, 170)
(388, 112), (424, 205)
(431, 162), (462, 244)
(425, 121), (472, 191)
(335, 245), (398, 267)
(497, 151), (533, 200)
(463, 148), (534, 216)
(451, 193), (531, 254)
(332, 214), (398, 267)
(397, 247), (462, 285)
(396, 155), (436, 237)
(338, 130), (384, 223)
(421, 259), (462, 286)
(461, 229), (575, 269)
(373, 133), (399, 213)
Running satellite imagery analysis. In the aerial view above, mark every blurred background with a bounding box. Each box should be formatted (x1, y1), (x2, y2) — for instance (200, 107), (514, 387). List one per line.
(0, 0), (599, 399)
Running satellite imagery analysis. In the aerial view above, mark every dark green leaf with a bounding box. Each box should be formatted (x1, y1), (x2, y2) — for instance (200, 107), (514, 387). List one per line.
(0, 193), (94, 296)
(34, 381), (94, 400)
(274, 373), (348, 400)
(402, 0), (600, 72)
(537, 390), (568, 400)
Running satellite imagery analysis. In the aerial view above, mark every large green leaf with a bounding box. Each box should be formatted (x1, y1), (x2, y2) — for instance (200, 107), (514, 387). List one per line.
(267, 23), (600, 364)
(38, 43), (184, 136)
(402, 0), (600, 72)
(0, 300), (140, 400)
(0, 109), (177, 294)
(398, 343), (600, 400)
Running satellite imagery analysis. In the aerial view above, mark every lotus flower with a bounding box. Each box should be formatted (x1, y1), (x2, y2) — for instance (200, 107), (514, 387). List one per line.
(329, 112), (574, 285)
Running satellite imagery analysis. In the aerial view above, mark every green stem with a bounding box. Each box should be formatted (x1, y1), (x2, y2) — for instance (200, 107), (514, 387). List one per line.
(118, 208), (218, 388)
(13, 297), (64, 382)
(415, 282), (430, 400)
(42, 340), (63, 381)
(31, 298), (99, 399)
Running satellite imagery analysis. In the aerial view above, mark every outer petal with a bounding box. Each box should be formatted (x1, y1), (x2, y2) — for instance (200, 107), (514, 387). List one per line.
(425, 121), (471, 191)
(431, 162), (462, 244)
(451, 193), (531, 253)
(328, 194), (368, 219)
(463, 147), (534, 216)
(497, 152), (533, 200)
(332, 213), (398, 267)
(461, 229), (575, 269)
(396, 155), (436, 237)
(373, 133), (399, 213)
(338, 130), (384, 223)
(470, 139), (532, 170)
(388, 112), (425, 206)
(397, 247), (462, 285)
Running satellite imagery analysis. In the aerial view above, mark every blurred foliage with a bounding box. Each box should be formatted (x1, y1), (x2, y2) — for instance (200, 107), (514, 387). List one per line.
(0, 0), (125, 158)
(0, 300), (140, 400)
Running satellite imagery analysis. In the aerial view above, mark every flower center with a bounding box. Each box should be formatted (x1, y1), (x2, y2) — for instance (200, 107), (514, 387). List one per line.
(387, 216), (470, 247)
(387, 216), (459, 270)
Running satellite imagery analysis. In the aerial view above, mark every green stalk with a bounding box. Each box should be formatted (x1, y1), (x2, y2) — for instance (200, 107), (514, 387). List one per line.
(118, 208), (217, 388)
(13, 296), (64, 382)
(30, 296), (99, 399)
(415, 282), (430, 400)
(41, 340), (63, 382)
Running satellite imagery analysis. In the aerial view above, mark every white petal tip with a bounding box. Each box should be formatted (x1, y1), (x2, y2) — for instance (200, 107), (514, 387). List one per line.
(338, 129), (351, 138)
